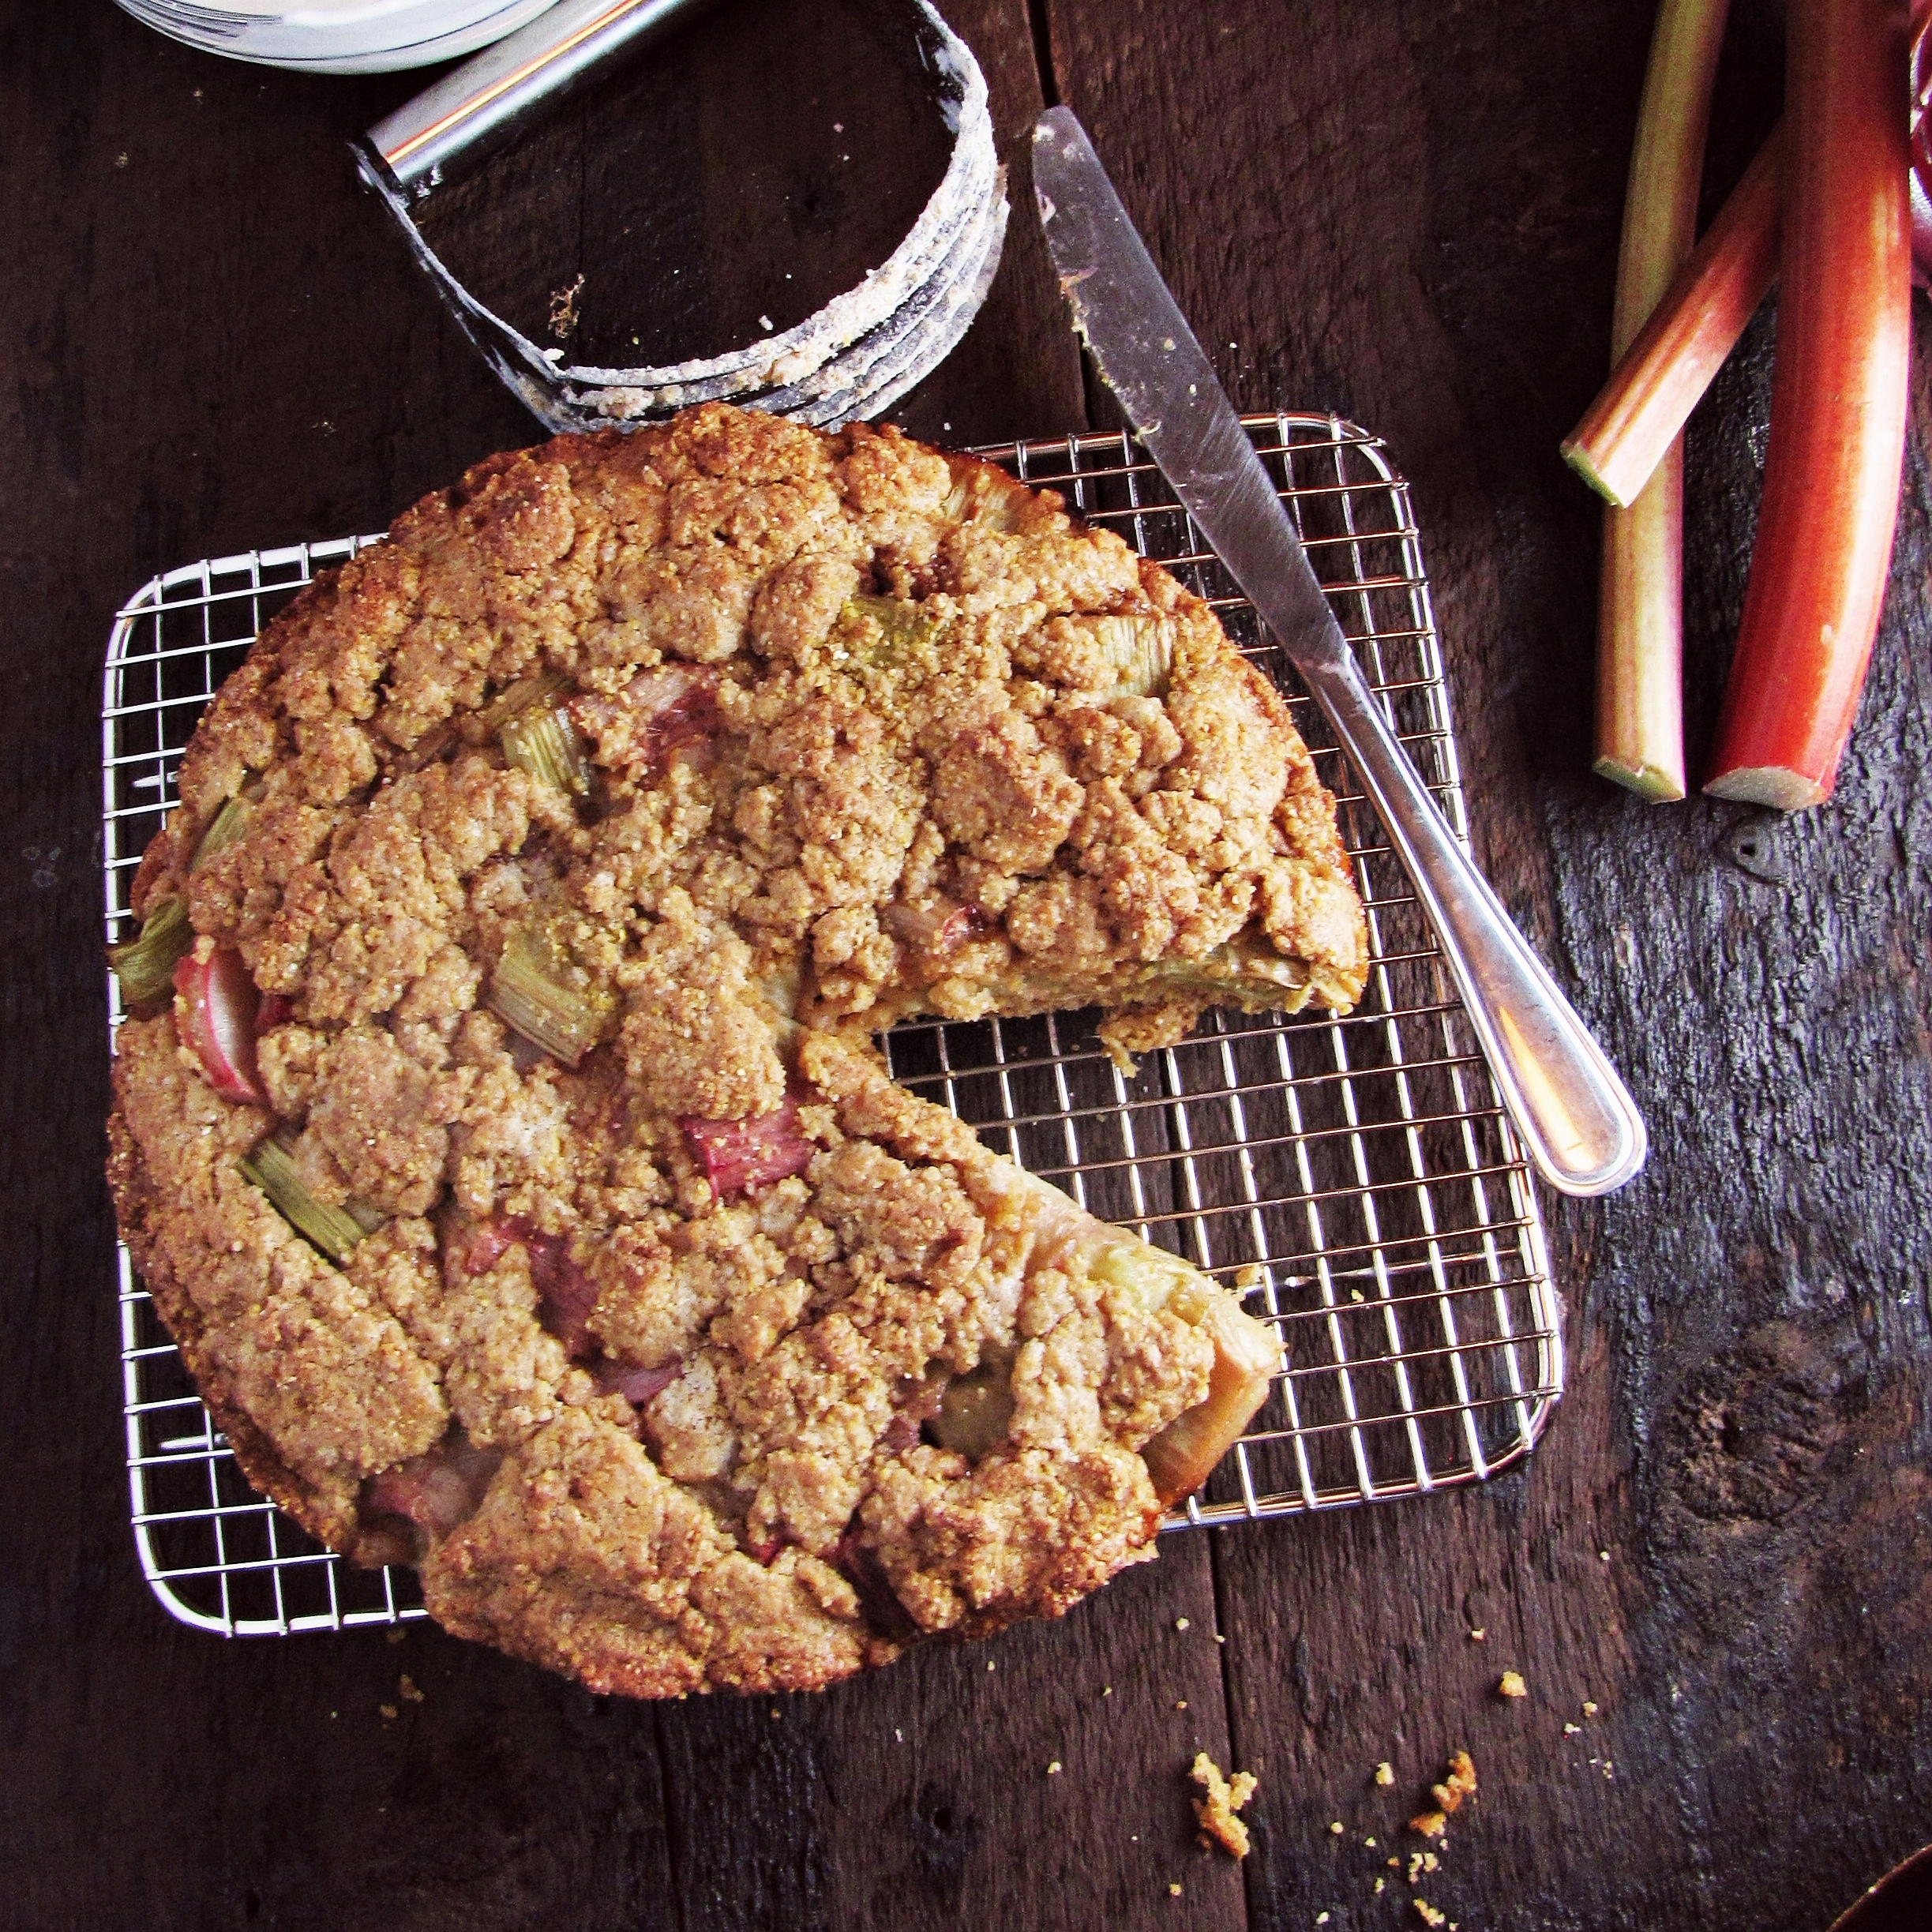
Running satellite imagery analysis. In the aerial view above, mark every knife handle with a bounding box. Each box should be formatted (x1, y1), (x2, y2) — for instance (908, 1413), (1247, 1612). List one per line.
(1300, 653), (1648, 1199)
(365, 0), (722, 200)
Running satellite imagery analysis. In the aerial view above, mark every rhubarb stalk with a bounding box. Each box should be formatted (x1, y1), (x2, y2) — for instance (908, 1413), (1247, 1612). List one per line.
(110, 895), (192, 1007)
(1595, 0), (1733, 802)
(1706, 0), (1911, 807)
(240, 1139), (372, 1265)
(1566, 126), (1781, 508)
(486, 925), (616, 1066)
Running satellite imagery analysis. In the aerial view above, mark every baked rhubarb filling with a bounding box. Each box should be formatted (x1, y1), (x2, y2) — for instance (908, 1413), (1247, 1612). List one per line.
(107, 403), (1362, 1696)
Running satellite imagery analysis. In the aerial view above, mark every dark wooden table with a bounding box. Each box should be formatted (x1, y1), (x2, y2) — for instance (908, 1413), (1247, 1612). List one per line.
(6, 2), (1930, 1926)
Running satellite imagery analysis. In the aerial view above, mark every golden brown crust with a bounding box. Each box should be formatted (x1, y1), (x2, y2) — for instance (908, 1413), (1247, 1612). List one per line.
(107, 403), (1353, 1696)
(108, 1101), (369, 1555)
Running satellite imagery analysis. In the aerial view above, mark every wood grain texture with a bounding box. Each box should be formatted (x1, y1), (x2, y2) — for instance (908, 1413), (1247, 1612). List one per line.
(2, 0), (1927, 1926)
(1047, 2), (1932, 1927)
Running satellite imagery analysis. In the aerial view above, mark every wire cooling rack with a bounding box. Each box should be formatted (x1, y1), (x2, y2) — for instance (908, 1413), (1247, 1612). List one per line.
(101, 412), (1560, 1636)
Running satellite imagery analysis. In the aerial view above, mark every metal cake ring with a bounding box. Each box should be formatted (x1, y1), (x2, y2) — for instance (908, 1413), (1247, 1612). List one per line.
(355, 0), (1009, 430)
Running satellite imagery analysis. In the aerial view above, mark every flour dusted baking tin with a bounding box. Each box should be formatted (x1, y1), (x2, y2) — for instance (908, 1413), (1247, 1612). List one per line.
(103, 414), (1561, 1645)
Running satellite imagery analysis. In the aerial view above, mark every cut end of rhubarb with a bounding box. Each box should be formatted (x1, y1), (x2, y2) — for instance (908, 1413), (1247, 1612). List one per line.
(1139, 1292), (1281, 1506)
(1561, 438), (1633, 510)
(1702, 765), (1828, 810)
(1592, 753), (1686, 804)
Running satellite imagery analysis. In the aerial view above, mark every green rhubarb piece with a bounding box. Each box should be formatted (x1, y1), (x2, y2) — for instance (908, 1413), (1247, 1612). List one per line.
(841, 594), (944, 670)
(1091, 613), (1176, 699)
(192, 795), (253, 869)
(501, 703), (591, 796)
(941, 462), (1031, 531)
(475, 669), (568, 737)
(486, 925), (616, 1067)
(240, 1138), (370, 1266)
(1119, 930), (1310, 1011)
(108, 895), (193, 1007)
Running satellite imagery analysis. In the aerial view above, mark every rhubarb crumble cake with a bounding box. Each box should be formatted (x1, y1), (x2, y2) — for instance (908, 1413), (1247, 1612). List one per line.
(106, 402), (1367, 1697)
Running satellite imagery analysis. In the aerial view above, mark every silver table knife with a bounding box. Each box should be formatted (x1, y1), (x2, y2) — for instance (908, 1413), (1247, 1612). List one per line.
(1033, 107), (1646, 1197)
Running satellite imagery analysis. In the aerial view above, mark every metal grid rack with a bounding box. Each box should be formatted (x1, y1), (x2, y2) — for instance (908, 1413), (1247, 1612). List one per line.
(101, 412), (1561, 1637)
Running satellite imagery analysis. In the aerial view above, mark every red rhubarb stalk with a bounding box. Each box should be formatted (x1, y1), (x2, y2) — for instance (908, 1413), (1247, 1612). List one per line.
(1706, 0), (1911, 808)
(1575, 0), (1932, 508)
(467, 1216), (602, 1355)
(366, 1432), (503, 1536)
(1595, 0), (1733, 803)
(681, 1094), (814, 1197)
(569, 664), (719, 773)
(1566, 126), (1781, 508)
(593, 1358), (682, 1407)
(174, 946), (264, 1103)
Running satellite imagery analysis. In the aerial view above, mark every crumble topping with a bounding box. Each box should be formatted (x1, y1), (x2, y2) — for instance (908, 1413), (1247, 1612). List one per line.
(1190, 1750), (1259, 1858)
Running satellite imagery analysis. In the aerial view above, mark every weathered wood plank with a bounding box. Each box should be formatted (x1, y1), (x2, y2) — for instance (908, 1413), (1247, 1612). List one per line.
(1046, 1), (1932, 1927)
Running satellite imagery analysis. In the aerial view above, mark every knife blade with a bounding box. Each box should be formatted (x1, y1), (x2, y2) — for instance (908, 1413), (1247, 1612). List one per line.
(1032, 107), (1646, 1197)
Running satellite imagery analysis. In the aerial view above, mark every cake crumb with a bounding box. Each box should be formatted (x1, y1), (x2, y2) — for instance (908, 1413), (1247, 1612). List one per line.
(1104, 1686), (1113, 1697)
(1582, 1700), (1599, 1716)
(1329, 1819), (1344, 1835)
(1375, 1760), (1396, 1786)
(1047, 1761), (1062, 1776)
(1499, 1670), (1528, 1699)
(1169, 1882), (1184, 1897)
(1409, 1851), (1439, 1881)
(1409, 1746), (1476, 1839)
(378, 1703), (397, 1721)
(398, 1674), (423, 1705)
(1414, 1903), (1447, 1929)
(1190, 1751), (1259, 1859)
(1176, 1701), (1188, 1712)
(1431, 1750), (1477, 1816)
(1176, 1617), (1191, 1631)
(1468, 1626), (1486, 1641)
(1315, 1915), (1330, 1926)
(1564, 1723), (1581, 1735)
(548, 272), (584, 342)
(1375, 1878), (1387, 1896)
(1364, 1836), (1378, 1848)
